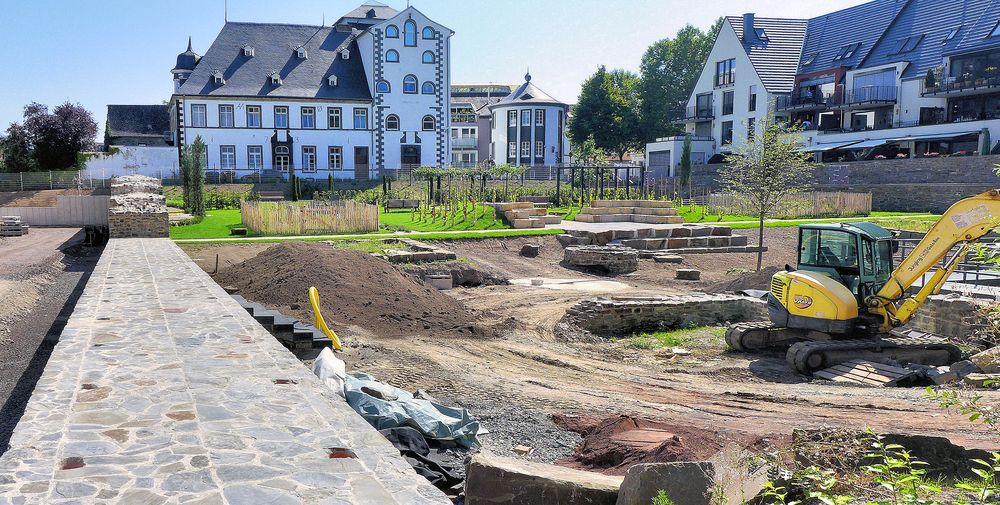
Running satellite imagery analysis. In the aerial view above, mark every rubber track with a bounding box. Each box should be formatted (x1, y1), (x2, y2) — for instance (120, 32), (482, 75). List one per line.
(786, 333), (963, 374)
(725, 321), (781, 351)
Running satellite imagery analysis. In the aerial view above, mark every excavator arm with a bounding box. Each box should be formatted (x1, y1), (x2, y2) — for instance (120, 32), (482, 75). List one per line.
(867, 189), (1000, 331)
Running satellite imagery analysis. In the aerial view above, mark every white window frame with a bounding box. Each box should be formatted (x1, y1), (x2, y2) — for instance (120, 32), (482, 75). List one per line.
(302, 146), (317, 172)
(274, 106), (289, 128)
(301, 107), (316, 129)
(521, 110), (532, 126)
(535, 141), (544, 157)
(246, 105), (262, 128)
(247, 145), (263, 171)
(329, 146), (343, 169)
(508, 142), (516, 158)
(535, 109), (545, 126)
(190, 104), (207, 127)
(220, 145), (236, 170)
(354, 108), (368, 129)
(386, 114), (400, 131)
(507, 110), (517, 127)
(422, 115), (435, 131)
(218, 104), (235, 128)
(328, 108), (342, 129)
(520, 141), (530, 157)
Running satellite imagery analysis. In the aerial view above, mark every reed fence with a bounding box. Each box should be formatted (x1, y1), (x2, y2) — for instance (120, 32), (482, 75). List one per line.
(241, 200), (379, 235)
(707, 191), (873, 219)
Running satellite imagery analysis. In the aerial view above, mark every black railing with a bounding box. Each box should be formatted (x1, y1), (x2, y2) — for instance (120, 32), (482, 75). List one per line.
(677, 105), (715, 121)
(833, 86), (897, 106)
(776, 93), (832, 111)
(923, 75), (1000, 95)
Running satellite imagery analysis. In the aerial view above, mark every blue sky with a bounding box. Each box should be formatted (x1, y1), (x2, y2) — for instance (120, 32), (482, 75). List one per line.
(0, 0), (867, 138)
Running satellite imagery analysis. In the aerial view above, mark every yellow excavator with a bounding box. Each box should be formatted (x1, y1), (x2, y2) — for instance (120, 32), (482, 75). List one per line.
(726, 189), (1000, 374)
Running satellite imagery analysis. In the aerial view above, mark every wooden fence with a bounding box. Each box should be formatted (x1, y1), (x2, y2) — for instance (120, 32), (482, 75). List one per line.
(241, 200), (379, 236)
(0, 195), (110, 226)
(707, 191), (873, 219)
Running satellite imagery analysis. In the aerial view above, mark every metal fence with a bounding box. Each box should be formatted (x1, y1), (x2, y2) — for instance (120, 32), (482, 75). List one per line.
(0, 171), (114, 192)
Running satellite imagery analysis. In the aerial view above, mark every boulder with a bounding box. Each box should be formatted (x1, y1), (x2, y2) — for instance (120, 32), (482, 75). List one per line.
(950, 360), (981, 379)
(521, 244), (541, 258)
(615, 445), (767, 505)
(676, 269), (701, 281)
(465, 454), (622, 505)
(971, 347), (1000, 373)
(963, 373), (1000, 388)
(557, 234), (576, 247)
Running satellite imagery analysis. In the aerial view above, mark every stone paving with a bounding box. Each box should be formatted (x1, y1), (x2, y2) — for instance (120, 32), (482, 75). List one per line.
(0, 238), (450, 504)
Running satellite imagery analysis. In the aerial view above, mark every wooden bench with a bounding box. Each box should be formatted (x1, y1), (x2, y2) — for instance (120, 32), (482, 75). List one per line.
(518, 196), (553, 205)
(258, 191), (284, 202)
(385, 198), (421, 210)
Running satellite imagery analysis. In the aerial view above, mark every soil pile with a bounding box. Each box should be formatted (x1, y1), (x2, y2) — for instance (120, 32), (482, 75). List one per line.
(706, 266), (782, 293)
(553, 414), (725, 475)
(214, 242), (491, 339)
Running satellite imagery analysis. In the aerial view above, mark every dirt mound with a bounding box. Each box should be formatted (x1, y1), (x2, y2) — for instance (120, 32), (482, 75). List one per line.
(214, 242), (491, 339)
(706, 266), (782, 293)
(553, 414), (726, 475)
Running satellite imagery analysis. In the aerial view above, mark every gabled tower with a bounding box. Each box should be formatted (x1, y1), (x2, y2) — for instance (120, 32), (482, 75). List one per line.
(171, 37), (200, 92)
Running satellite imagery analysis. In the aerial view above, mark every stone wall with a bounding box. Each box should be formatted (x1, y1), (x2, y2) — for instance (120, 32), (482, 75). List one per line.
(108, 175), (169, 238)
(684, 155), (1000, 213)
(906, 294), (986, 341)
(560, 294), (767, 338)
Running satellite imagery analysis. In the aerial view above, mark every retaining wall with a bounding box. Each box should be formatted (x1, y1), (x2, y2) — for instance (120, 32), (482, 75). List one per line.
(0, 195), (110, 226)
(562, 294), (767, 338)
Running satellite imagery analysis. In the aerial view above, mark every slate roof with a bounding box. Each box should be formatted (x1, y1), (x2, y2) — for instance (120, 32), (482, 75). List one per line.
(106, 105), (170, 138)
(488, 76), (567, 109)
(798, 0), (906, 74)
(451, 84), (514, 115)
(727, 16), (808, 93)
(175, 22), (372, 101)
(338, 1), (399, 24)
(948, 0), (1000, 54)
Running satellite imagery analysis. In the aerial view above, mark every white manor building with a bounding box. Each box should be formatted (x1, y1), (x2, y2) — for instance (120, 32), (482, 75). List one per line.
(168, 1), (452, 181)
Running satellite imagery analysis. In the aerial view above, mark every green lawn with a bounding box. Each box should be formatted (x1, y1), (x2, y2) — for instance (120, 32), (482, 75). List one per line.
(618, 326), (727, 351)
(173, 227), (563, 244)
(169, 209), (245, 239)
(379, 205), (509, 232)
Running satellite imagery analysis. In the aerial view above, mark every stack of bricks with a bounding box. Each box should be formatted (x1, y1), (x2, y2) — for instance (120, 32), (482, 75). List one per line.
(575, 200), (684, 224)
(494, 202), (562, 229)
(562, 294), (767, 338)
(0, 216), (28, 237)
(108, 175), (169, 238)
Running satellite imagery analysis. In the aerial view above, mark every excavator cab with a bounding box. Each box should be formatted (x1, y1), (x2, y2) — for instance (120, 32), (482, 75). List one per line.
(795, 223), (895, 303)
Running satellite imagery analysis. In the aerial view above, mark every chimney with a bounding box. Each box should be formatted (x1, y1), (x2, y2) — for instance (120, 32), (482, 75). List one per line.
(743, 13), (757, 43)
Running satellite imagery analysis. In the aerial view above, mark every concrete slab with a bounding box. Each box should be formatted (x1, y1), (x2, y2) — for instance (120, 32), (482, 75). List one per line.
(510, 277), (632, 293)
(0, 238), (449, 504)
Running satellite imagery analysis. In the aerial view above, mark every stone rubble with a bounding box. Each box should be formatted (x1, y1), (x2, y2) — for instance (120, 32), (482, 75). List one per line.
(108, 175), (169, 239)
(561, 294), (767, 338)
(564, 245), (639, 275)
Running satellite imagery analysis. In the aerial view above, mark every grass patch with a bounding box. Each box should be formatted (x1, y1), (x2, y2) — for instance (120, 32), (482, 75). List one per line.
(329, 239), (401, 255)
(379, 205), (508, 232)
(619, 326), (727, 350)
(870, 217), (940, 233)
(169, 209), (246, 239)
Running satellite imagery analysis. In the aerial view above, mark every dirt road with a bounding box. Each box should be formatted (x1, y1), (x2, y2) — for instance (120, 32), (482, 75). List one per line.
(185, 229), (1000, 469)
(0, 228), (101, 454)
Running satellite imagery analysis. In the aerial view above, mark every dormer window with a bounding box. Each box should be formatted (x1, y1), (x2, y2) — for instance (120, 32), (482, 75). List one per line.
(328, 75), (338, 87)
(213, 71), (225, 85)
(341, 49), (350, 60)
(833, 42), (861, 61)
(296, 46), (308, 59)
(944, 27), (960, 43)
(754, 28), (768, 41)
(243, 45), (254, 57)
(990, 21), (1000, 38)
(802, 52), (818, 65)
(269, 71), (282, 86)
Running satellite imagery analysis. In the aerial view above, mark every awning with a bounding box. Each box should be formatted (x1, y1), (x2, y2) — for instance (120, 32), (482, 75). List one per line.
(842, 138), (893, 150)
(888, 131), (980, 142)
(800, 141), (860, 152)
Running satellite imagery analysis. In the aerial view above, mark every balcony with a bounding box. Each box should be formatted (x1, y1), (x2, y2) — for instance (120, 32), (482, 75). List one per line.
(675, 105), (715, 123)
(830, 86), (897, 110)
(451, 113), (478, 124)
(775, 93), (832, 112)
(451, 137), (478, 149)
(923, 75), (1000, 97)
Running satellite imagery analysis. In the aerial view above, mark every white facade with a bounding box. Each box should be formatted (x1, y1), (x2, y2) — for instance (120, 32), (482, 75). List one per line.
(82, 147), (180, 179)
(490, 106), (568, 166)
(170, 5), (452, 181)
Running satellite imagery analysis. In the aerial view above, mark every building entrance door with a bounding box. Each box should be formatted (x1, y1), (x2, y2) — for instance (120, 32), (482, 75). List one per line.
(401, 145), (421, 166)
(354, 147), (369, 180)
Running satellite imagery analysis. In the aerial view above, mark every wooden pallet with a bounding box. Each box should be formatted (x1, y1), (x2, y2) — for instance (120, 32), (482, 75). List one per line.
(813, 359), (915, 387)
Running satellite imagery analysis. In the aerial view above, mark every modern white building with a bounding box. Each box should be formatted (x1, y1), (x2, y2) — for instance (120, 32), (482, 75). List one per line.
(487, 74), (571, 166)
(647, 14), (806, 177)
(652, 0), (1000, 172)
(168, 1), (453, 181)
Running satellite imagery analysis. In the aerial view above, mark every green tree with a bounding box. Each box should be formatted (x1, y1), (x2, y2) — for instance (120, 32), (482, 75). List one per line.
(570, 67), (642, 161)
(720, 118), (814, 271)
(638, 19), (722, 142)
(570, 135), (607, 165)
(21, 102), (97, 170)
(679, 134), (693, 188)
(188, 136), (206, 216)
(0, 123), (35, 173)
(289, 170), (299, 202)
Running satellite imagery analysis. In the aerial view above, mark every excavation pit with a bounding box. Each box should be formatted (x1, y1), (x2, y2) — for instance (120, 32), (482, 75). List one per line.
(563, 245), (639, 275)
(560, 294), (767, 338)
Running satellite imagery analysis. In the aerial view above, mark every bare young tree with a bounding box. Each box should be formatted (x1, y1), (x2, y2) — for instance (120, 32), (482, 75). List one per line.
(720, 118), (815, 271)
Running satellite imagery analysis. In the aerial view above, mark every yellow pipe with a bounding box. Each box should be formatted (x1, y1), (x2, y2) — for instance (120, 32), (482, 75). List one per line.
(309, 286), (342, 351)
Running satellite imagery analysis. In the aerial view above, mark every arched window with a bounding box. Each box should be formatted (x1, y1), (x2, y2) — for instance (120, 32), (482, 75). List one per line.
(422, 27), (435, 39)
(403, 75), (418, 94)
(275, 146), (289, 155)
(422, 51), (435, 64)
(385, 25), (399, 38)
(385, 50), (399, 63)
(404, 20), (417, 47)
(422, 115), (435, 131)
(421, 82), (435, 94)
(385, 114), (400, 131)
(376, 80), (391, 93)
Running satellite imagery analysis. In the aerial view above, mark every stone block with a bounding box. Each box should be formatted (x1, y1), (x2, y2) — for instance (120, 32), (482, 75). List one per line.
(710, 226), (732, 236)
(575, 213), (596, 223)
(544, 215), (563, 225)
(671, 227), (692, 238)
(950, 360), (981, 379)
(615, 462), (715, 505)
(729, 235), (749, 247)
(964, 373), (1000, 388)
(425, 274), (453, 290)
(971, 347), (1000, 373)
(557, 234), (576, 247)
(666, 238), (689, 249)
(688, 226), (713, 237)
(676, 269), (701, 281)
(653, 255), (683, 264)
(465, 454), (622, 505)
(521, 244), (541, 258)
(512, 218), (533, 229)
(564, 246), (639, 275)
(531, 219), (546, 228)
(688, 237), (710, 247)
(707, 237), (731, 247)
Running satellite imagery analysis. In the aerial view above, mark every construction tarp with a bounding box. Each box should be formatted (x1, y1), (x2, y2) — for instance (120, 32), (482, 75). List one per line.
(344, 372), (483, 448)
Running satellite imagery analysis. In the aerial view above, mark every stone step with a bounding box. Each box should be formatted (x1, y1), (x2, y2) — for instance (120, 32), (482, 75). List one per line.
(591, 199), (674, 209)
(662, 235), (749, 249)
(633, 215), (684, 225)
(543, 215), (562, 225)
(512, 218), (546, 229)
(506, 209), (533, 220)
(528, 208), (547, 217)
(496, 202), (534, 212)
